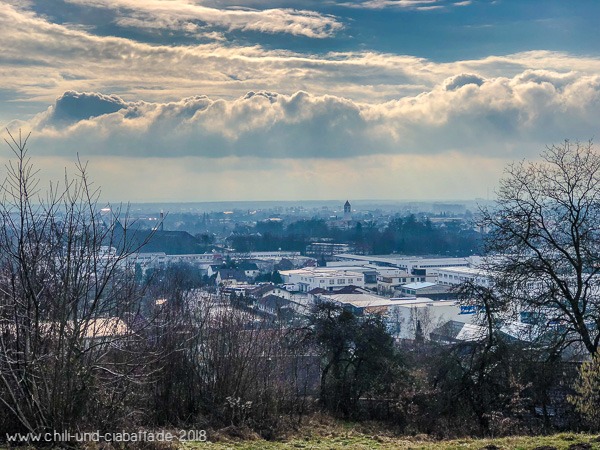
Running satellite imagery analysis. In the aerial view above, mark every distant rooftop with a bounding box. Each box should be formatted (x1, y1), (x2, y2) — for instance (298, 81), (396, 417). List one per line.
(335, 254), (472, 263)
(436, 266), (490, 276)
(402, 281), (437, 290)
(280, 268), (364, 279)
(320, 292), (458, 309)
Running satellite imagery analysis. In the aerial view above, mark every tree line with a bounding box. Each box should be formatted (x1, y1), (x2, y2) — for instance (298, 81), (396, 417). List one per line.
(228, 214), (482, 256)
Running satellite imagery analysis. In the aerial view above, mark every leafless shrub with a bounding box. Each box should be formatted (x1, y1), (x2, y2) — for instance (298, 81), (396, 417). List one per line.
(0, 130), (155, 434)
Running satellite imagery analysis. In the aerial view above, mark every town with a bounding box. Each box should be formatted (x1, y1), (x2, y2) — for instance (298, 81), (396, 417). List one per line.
(119, 199), (488, 342)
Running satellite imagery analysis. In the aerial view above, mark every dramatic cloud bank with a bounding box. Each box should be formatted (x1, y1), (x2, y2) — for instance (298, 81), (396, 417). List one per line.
(21, 69), (600, 162)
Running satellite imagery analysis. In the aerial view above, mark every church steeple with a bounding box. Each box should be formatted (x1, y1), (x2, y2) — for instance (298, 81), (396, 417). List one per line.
(344, 200), (351, 221)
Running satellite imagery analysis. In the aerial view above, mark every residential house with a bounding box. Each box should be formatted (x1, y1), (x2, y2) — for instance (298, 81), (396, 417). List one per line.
(216, 269), (248, 286)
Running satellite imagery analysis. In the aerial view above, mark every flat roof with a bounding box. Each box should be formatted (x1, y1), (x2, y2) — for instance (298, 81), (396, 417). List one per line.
(436, 266), (490, 276)
(402, 281), (437, 290)
(322, 293), (458, 309)
(321, 266), (377, 273)
(335, 254), (472, 266)
(456, 323), (486, 341)
(390, 298), (459, 308)
(280, 268), (364, 278)
(322, 293), (392, 307)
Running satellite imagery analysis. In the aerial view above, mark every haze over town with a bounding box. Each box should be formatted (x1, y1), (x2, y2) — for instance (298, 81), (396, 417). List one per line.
(2, 1), (600, 202)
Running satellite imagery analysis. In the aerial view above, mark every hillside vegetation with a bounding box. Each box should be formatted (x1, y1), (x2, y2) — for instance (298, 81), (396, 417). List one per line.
(188, 433), (600, 450)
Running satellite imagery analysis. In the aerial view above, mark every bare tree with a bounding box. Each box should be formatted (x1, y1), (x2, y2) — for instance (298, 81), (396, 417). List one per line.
(0, 131), (153, 433)
(198, 297), (314, 431)
(148, 289), (316, 434)
(481, 140), (600, 355)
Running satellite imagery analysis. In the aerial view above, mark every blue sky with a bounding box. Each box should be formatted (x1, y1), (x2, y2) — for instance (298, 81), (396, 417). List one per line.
(2, 0), (600, 201)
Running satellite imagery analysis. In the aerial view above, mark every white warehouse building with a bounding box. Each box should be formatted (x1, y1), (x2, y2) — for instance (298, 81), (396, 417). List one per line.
(435, 266), (492, 287)
(279, 268), (365, 292)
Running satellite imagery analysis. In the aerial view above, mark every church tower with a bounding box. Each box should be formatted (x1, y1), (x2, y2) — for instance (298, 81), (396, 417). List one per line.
(344, 200), (351, 221)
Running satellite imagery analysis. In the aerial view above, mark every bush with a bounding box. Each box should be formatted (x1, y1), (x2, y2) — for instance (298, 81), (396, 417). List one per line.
(569, 353), (600, 430)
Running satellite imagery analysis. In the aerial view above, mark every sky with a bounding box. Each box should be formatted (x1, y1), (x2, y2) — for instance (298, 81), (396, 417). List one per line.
(2, 0), (600, 202)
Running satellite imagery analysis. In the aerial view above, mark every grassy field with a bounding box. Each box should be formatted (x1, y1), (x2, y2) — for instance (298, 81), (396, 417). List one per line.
(187, 432), (600, 450)
(1, 431), (598, 449)
(3, 417), (598, 449)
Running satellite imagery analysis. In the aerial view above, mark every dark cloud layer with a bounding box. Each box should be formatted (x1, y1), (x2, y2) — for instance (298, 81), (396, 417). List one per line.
(46, 91), (128, 125)
(444, 73), (485, 91)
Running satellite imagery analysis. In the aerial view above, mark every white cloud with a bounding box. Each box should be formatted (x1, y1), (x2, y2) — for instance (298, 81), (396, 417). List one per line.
(16, 69), (600, 165)
(64, 0), (343, 38)
(0, 4), (425, 108)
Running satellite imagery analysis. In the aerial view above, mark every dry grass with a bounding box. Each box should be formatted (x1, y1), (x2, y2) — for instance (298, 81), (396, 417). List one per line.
(3, 420), (599, 450)
(186, 433), (600, 449)
(183, 420), (600, 450)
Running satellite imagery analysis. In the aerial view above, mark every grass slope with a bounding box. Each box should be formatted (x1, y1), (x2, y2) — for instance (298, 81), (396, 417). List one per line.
(187, 433), (600, 450)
